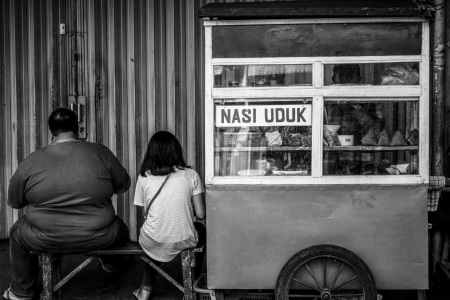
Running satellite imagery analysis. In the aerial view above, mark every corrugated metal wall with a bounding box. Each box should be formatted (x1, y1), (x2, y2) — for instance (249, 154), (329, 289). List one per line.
(0, 0), (217, 240)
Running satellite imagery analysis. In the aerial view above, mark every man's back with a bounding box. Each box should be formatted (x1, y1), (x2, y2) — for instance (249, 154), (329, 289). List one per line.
(8, 140), (130, 251)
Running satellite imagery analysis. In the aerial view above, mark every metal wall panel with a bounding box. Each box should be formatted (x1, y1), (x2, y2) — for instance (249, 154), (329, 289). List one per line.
(0, 0), (223, 239)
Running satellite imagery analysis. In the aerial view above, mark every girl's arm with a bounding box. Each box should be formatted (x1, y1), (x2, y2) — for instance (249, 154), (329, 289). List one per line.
(192, 193), (206, 220)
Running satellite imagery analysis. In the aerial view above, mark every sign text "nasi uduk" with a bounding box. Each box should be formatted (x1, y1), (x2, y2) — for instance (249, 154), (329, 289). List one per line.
(216, 105), (312, 127)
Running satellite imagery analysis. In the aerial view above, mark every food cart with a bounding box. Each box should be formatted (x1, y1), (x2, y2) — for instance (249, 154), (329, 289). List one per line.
(199, 1), (430, 299)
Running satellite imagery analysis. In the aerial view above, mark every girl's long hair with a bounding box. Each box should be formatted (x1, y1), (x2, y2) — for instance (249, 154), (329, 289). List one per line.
(140, 131), (189, 176)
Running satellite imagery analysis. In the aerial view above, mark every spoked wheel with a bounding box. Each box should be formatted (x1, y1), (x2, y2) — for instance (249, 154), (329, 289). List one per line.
(275, 244), (377, 300)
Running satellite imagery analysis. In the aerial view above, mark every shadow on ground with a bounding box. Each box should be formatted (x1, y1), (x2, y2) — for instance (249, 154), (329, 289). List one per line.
(1, 239), (450, 300)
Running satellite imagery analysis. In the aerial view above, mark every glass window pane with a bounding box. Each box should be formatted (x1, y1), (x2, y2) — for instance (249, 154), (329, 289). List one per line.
(214, 99), (312, 176)
(213, 64), (312, 87)
(212, 23), (421, 58)
(324, 63), (420, 86)
(323, 100), (419, 176)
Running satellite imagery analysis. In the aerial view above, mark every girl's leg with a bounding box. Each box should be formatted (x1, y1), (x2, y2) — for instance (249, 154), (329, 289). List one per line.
(133, 257), (161, 300)
(194, 222), (206, 276)
(141, 258), (162, 287)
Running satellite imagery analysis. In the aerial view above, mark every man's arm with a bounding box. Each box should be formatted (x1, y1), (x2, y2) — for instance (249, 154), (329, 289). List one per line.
(7, 166), (29, 209)
(108, 150), (131, 194)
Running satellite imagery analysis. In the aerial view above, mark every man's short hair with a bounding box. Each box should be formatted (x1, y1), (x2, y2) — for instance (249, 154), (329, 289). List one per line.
(48, 108), (79, 136)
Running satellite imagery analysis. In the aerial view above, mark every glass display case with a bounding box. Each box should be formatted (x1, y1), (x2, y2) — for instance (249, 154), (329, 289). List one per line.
(204, 20), (429, 185)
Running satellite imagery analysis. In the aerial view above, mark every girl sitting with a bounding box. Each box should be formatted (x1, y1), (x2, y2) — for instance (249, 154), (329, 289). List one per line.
(133, 131), (206, 300)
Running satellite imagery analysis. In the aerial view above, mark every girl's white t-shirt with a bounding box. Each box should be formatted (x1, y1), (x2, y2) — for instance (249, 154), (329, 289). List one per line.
(133, 168), (204, 262)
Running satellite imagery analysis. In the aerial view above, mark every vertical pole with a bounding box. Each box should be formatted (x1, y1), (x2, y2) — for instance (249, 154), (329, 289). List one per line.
(181, 250), (196, 300)
(445, 0), (450, 177)
(42, 253), (54, 300)
(432, 0), (446, 176)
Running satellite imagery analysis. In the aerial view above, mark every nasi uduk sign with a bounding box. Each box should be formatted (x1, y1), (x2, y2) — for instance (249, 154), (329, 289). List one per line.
(215, 104), (312, 127)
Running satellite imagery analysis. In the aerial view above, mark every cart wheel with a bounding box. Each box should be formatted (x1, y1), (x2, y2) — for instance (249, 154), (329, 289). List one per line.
(275, 244), (377, 300)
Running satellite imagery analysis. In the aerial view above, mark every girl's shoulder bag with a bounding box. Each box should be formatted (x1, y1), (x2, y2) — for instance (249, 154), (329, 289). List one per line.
(144, 173), (171, 219)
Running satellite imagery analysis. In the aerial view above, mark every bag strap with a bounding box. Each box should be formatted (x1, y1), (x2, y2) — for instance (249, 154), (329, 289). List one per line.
(144, 173), (171, 218)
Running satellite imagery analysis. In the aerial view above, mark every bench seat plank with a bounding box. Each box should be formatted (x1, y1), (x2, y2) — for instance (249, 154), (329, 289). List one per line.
(30, 242), (144, 255)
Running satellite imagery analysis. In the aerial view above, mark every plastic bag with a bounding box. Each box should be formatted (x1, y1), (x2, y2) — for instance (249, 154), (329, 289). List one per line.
(323, 128), (341, 148)
(301, 134), (312, 147)
(407, 128), (419, 146)
(288, 133), (302, 146)
(361, 127), (378, 146)
(391, 130), (408, 146)
(266, 131), (282, 146)
(381, 64), (419, 85)
(377, 129), (391, 146)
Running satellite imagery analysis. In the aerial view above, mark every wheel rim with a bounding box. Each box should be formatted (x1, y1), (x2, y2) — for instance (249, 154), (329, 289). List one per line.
(285, 255), (366, 300)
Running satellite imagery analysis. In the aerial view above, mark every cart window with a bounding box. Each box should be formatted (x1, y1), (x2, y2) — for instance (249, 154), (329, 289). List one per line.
(324, 63), (420, 86)
(214, 98), (312, 177)
(212, 23), (421, 58)
(213, 64), (312, 87)
(323, 99), (419, 176)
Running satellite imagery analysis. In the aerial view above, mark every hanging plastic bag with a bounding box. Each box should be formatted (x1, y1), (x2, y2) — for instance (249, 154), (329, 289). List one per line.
(381, 64), (419, 85)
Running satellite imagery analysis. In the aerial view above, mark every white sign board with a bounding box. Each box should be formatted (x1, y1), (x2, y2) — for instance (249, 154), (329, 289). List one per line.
(215, 104), (312, 127)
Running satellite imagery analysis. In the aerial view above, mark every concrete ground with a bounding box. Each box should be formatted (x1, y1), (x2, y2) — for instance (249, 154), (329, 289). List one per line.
(1, 238), (450, 300)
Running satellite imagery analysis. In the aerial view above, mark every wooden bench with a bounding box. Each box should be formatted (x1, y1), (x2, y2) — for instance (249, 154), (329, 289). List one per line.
(30, 242), (204, 300)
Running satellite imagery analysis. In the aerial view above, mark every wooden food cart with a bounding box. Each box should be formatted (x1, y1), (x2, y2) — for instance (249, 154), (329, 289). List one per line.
(200, 1), (430, 299)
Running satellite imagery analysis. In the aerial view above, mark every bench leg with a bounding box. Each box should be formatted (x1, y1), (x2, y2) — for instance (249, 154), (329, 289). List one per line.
(181, 250), (196, 300)
(418, 289), (426, 300)
(41, 253), (62, 300)
(41, 254), (53, 300)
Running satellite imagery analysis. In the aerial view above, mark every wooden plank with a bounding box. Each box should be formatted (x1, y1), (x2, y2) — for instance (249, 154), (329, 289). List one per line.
(176, 0), (186, 149)
(210, 175), (425, 186)
(445, 0), (450, 177)
(106, 0), (117, 211)
(215, 146), (418, 153)
(45, 0), (53, 144)
(417, 289), (426, 300)
(41, 253), (54, 300)
(126, 0), (137, 241)
(199, 1), (424, 19)
(196, 0), (205, 178)
(186, 0), (196, 166)
(204, 25), (214, 184)
(87, 0), (96, 141)
(139, 255), (185, 293)
(156, 0), (166, 131)
(419, 22), (430, 181)
(0, 0), (6, 238)
(9, 0), (19, 229)
(211, 55), (422, 64)
(28, 0), (36, 154)
(166, 0), (175, 133)
(438, 262), (450, 281)
(146, 0), (156, 139)
(53, 256), (95, 292)
(211, 86), (423, 99)
(431, 0), (445, 176)
(204, 18), (428, 27)
(311, 95), (323, 178)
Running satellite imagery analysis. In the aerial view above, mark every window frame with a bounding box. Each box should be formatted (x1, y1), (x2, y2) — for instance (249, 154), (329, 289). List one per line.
(204, 18), (430, 185)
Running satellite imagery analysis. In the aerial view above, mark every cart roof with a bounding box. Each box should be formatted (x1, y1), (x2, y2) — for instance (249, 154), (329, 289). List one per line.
(199, 0), (431, 20)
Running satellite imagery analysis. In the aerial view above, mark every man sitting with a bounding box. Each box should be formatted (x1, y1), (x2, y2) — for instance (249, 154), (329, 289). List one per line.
(3, 108), (131, 300)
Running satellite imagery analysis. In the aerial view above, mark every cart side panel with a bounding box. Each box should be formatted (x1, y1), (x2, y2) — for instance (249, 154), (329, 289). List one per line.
(206, 184), (428, 290)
